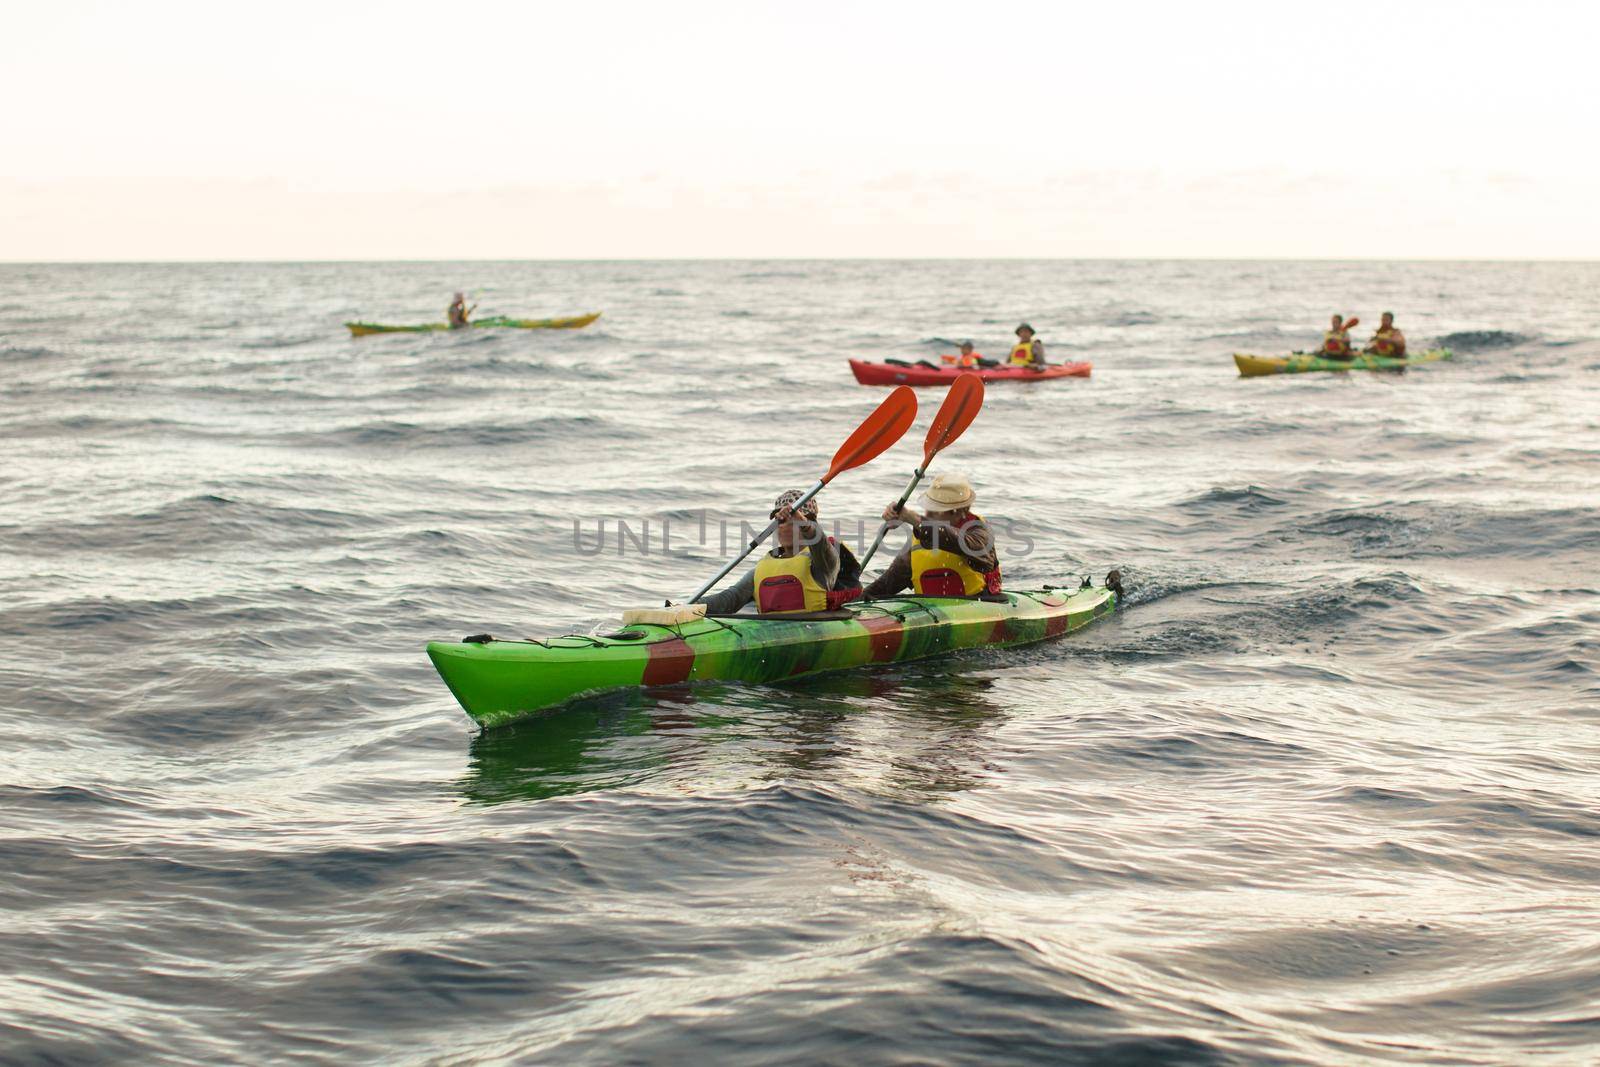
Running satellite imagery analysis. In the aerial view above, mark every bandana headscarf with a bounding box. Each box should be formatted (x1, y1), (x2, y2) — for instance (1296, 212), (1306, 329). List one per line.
(770, 489), (819, 520)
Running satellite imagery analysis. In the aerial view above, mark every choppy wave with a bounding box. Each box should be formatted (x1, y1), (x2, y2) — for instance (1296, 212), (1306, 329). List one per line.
(277, 415), (628, 449)
(1, 414), (195, 439)
(239, 334), (320, 349)
(0, 493), (373, 555)
(1, 343), (59, 360)
(1436, 329), (1532, 350)
(1290, 503), (1600, 559)
(1105, 309), (1161, 326)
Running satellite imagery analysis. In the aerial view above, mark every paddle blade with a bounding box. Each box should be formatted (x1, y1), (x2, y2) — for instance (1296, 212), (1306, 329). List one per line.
(824, 386), (918, 482)
(922, 373), (985, 465)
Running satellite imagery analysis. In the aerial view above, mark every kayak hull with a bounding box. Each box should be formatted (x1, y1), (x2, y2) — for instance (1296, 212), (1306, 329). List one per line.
(1234, 347), (1452, 377)
(346, 312), (601, 337)
(429, 585), (1117, 729)
(850, 359), (1092, 386)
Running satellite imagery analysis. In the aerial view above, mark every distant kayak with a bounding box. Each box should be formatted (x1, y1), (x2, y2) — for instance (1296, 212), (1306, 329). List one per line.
(429, 583), (1119, 730)
(1234, 348), (1452, 377)
(850, 359), (1091, 386)
(345, 312), (601, 337)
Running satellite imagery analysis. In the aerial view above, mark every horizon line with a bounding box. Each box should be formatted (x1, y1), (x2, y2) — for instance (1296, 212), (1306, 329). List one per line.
(5, 256), (1599, 266)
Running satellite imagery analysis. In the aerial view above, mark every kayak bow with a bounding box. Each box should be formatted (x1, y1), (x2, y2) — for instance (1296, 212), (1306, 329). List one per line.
(430, 583), (1119, 729)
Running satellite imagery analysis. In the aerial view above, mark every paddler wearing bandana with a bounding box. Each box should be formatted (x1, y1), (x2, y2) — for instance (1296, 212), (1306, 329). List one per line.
(693, 490), (865, 615)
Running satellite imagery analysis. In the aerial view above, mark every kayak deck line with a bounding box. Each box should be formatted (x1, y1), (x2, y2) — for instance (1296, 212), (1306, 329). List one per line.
(479, 590), (1087, 643)
(428, 584), (1121, 730)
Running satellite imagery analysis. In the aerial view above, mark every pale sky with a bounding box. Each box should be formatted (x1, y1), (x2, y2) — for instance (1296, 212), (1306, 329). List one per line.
(4, 0), (1598, 260)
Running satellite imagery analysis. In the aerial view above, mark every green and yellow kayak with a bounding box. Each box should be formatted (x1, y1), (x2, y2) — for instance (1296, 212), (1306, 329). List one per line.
(429, 583), (1119, 730)
(346, 312), (601, 337)
(1234, 347), (1452, 377)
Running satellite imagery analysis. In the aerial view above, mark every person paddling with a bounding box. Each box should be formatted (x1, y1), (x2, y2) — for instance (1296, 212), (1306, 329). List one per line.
(1008, 324), (1048, 370)
(695, 490), (864, 615)
(864, 473), (1002, 599)
(1364, 312), (1407, 359)
(447, 292), (475, 329)
(940, 340), (985, 368)
(1320, 313), (1358, 361)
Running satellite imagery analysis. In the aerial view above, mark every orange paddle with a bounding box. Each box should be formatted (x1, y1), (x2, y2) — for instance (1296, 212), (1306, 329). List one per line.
(687, 386), (918, 602)
(857, 373), (986, 571)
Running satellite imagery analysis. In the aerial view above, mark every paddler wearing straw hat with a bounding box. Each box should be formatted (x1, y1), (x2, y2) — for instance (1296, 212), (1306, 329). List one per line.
(694, 490), (864, 615)
(864, 473), (1002, 599)
(1008, 323), (1048, 369)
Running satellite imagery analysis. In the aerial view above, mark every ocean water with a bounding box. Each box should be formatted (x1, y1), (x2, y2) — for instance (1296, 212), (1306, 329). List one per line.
(2, 260), (1598, 1064)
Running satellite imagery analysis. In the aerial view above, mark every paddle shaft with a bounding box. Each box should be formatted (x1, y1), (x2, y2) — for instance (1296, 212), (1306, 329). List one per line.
(686, 478), (825, 603)
(856, 466), (926, 572)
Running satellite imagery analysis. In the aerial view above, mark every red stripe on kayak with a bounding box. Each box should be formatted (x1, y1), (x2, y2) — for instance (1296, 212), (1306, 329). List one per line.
(1045, 612), (1070, 638)
(860, 615), (904, 662)
(642, 637), (695, 685)
(988, 618), (1016, 644)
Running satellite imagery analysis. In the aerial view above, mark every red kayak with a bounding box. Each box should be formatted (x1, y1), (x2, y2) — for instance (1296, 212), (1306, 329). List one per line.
(849, 359), (1092, 386)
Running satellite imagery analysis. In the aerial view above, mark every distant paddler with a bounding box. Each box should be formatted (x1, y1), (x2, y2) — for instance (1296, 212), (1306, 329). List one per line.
(1363, 312), (1407, 358)
(1008, 323), (1048, 370)
(940, 340), (986, 368)
(864, 473), (1003, 599)
(693, 491), (864, 615)
(1319, 313), (1359, 361)
(447, 292), (476, 329)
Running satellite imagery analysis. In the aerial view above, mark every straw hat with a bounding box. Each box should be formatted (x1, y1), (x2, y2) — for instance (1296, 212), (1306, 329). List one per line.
(919, 473), (975, 513)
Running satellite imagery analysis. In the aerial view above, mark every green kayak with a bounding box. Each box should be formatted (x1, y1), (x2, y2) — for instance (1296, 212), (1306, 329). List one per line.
(346, 312), (600, 337)
(429, 582), (1120, 729)
(1234, 347), (1452, 377)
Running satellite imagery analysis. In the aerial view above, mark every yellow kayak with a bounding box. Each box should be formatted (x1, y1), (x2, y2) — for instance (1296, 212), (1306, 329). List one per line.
(1234, 348), (1453, 377)
(345, 312), (601, 337)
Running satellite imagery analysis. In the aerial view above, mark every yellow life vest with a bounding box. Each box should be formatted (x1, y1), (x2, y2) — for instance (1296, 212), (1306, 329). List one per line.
(911, 547), (990, 596)
(753, 549), (829, 614)
(1372, 328), (1398, 356)
(1009, 340), (1037, 366)
(1322, 331), (1351, 356)
(909, 514), (1002, 597)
